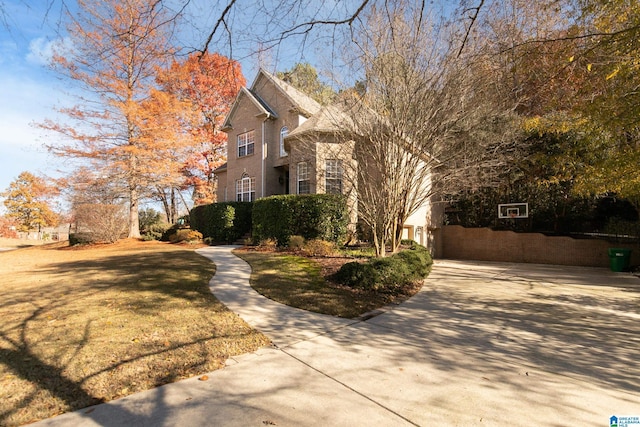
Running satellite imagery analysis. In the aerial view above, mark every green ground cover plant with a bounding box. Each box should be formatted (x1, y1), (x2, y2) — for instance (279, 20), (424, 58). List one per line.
(332, 242), (433, 291)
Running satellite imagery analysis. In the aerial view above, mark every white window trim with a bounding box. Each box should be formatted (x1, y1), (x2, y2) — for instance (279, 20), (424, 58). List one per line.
(237, 130), (255, 158)
(297, 162), (310, 194)
(279, 126), (289, 157)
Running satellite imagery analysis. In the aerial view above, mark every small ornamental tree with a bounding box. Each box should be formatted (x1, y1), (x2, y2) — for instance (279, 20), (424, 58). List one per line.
(0, 216), (19, 238)
(1, 172), (59, 233)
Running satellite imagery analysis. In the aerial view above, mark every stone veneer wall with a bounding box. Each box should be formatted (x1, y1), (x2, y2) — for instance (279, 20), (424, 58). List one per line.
(441, 225), (639, 267)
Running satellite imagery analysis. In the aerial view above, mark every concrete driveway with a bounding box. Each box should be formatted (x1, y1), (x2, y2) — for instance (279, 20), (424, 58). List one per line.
(33, 248), (640, 427)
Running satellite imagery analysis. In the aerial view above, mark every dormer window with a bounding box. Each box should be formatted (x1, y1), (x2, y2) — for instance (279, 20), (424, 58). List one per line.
(280, 126), (289, 157)
(237, 130), (255, 158)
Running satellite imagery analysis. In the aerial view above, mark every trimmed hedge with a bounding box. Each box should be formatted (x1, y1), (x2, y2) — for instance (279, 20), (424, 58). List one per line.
(252, 194), (349, 246)
(333, 243), (433, 291)
(190, 202), (253, 244)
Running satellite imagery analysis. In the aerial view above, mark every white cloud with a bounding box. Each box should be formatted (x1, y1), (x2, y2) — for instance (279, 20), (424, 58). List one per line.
(26, 36), (73, 66)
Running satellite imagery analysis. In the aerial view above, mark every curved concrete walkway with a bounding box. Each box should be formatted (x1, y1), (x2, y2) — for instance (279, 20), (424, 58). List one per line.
(195, 246), (358, 348)
(33, 246), (640, 426)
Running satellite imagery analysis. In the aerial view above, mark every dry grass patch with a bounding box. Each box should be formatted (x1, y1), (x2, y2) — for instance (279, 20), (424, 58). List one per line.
(0, 239), (269, 426)
(0, 237), (46, 249)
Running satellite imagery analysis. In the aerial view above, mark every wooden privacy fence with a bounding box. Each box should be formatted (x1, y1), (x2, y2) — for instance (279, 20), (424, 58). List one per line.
(441, 225), (639, 268)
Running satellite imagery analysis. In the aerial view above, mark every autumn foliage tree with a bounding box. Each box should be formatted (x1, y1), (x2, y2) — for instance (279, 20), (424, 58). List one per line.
(1, 172), (59, 233)
(0, 216), (19, 238)
(156, 52), (245, 207)
(40, 0), (183, 238)
(481, 0), (640, 206)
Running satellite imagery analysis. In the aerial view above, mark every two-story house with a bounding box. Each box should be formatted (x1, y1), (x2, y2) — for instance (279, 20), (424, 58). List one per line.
(215, 69), (441, 251)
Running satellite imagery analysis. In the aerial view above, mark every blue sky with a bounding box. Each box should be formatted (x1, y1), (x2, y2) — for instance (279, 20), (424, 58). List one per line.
(0, 0), (373, 215)
(0, 0), (344, 212)
(0, 1), (73, 202)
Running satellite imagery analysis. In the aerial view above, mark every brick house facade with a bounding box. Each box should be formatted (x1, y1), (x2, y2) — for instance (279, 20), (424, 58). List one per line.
(215, 69), (440, 250)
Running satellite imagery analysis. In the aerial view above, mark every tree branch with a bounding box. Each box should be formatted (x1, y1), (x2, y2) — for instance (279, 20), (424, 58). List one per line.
(201, 0), (237, 55)
(457, 0), (484, 58)
(201, 0), (370, 54)
(499, 23), (640, 54)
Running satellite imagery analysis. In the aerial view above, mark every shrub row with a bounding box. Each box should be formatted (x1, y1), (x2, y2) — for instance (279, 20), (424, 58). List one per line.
(332, 242), (433, 291)
(252, 194), (349, 246)
(190, 202), (253, 244)
(190, 195), (348, 246)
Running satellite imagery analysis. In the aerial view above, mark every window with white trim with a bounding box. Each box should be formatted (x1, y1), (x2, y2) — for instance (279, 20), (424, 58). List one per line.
(297, 162), (310, 194)
(237, 130), (255, 158)
(279, 126), (289, 157)
(325, 159), (343, 194)
(236, 175), (255, 201)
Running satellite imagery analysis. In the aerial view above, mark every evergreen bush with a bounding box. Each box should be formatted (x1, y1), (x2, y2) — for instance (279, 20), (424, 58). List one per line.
(252, 196), (294, 246)
(252, 194), (348, 246)
(333, 243), (433, 291)
(190, 202), (252, 243)
(332, 261), (379, 288)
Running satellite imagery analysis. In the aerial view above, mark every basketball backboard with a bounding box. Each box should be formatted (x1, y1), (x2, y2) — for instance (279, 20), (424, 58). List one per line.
(498, 203), (528, 219)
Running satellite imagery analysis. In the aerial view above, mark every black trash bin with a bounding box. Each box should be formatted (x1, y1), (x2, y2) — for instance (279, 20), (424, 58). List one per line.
(608, 248), (632, 272)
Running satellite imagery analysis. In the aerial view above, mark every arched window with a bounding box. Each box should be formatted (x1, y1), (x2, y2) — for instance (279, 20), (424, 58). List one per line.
(279, 126), (289, 157)
(236, 173), (256, 201)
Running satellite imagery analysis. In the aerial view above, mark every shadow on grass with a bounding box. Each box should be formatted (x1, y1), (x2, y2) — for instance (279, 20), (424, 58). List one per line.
(0, 245), (267, 426)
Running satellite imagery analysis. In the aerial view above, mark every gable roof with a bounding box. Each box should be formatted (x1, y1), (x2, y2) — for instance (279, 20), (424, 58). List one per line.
(255, 69), (322, 117)
(286, 103), (353, 139)
(287, 97), (440, 163)
(221, 68), (322, 131)
(221, 87), (277, 131)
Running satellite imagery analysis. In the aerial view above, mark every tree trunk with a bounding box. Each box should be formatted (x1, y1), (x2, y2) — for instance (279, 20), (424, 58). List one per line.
(128, 186), (141, 238)
(157, 187), (171, 224)
(170, 187), (177, 224)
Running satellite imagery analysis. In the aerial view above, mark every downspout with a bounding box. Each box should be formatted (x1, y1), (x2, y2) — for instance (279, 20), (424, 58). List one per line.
(262, 120), (265, 198)
(261, 114), (271, 198)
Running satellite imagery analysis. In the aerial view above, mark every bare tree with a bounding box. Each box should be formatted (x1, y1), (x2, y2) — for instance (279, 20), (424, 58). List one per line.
(74, 203), (128, 243)
(321, 2), (522, 256)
